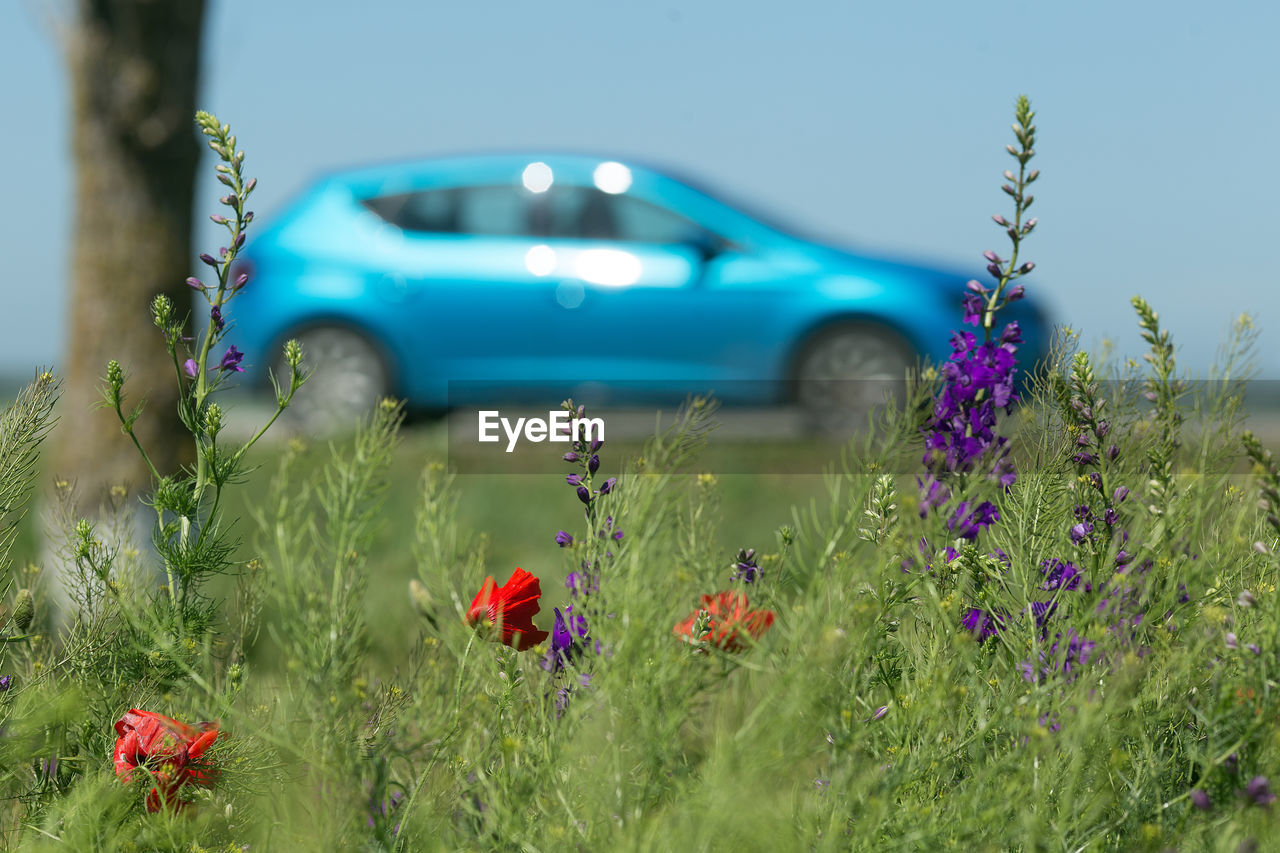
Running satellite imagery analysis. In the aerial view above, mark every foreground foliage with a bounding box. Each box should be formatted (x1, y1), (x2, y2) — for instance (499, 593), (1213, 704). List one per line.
(0, 102), (1275, 853)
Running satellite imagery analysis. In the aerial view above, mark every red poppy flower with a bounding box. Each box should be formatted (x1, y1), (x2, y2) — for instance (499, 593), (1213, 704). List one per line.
(113, 709), (221, 812)
(466, 568), (550, 651)
(674, 590), (776, 652)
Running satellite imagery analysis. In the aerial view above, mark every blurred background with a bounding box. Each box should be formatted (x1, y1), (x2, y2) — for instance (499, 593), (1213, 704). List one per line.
(5, 0), (1278, 382)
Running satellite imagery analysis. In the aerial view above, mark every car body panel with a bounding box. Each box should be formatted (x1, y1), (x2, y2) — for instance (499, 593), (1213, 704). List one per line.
(223, 153), (1050, 411)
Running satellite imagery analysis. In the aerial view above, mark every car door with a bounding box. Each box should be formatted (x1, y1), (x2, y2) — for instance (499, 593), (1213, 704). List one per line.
(532, 184), (783, 403)
(363, 183), (585, 403)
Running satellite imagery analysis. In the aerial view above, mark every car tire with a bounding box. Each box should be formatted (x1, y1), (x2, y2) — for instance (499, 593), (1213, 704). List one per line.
(276, 325), (392, 435)
(793, 323), (916, 436)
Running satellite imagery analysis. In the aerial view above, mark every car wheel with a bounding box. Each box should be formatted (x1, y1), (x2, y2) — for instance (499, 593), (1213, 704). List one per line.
(277, 325), (391, 435)
(793, 323), (916, 435)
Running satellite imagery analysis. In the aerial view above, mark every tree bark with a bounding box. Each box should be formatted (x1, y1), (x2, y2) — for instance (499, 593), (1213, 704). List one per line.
(54, 0), (207, 509)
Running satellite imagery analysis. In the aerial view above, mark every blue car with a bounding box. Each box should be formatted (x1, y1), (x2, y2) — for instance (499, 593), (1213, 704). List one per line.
(227, 153), (1049, 430)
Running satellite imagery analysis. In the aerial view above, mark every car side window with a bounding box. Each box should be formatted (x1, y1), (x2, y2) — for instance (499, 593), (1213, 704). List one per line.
(608, 194), (710, 244)
(362, 186), (527, 237)
(528, 186), (715, 244)
(362, 183), (720, 244)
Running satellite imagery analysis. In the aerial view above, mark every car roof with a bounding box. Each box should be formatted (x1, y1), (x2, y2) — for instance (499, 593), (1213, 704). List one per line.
(319, 152), (670, 198)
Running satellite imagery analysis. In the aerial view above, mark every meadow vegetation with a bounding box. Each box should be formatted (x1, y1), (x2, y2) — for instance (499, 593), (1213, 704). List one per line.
(0, 99), (1276, 852)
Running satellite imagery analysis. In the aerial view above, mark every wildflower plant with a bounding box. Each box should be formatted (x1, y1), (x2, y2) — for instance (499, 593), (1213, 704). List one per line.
(2, 97), (1280, 852)
(102, 112), (306, 639)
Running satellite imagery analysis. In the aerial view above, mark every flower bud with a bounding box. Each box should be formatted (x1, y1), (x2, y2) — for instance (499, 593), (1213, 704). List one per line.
(1238, 589), (1256, 608)
(1026, 169), (1040, 183)
(106, 360), (123, 393)
(199, 252), (219, 267)
(235, 232), (246, 249)
(284, 339), (303, 369)
(184, 359), (198, 378)
(12, 589), (33, 632)
(966, 279), (987, 294)
(576, 486), (591, 504)
(186, 276), (205, 291)
(1112, 486), (1129, 504)
(246, 177), (258, 193)
(1018, 261), (1035, 275)
(563, 452), (579, 462)
(992, 214), (1008, 227)
(986, 263), (1002, 279)
(1022, 217), (1038, 233)
(244, 211), (255, 223)
(566, 474), (583, 486)
(1001, 184), (1016, 197)
(588, 455), (600, 474)
(151, 294), (173, 327)
(982, 250), (1002, 264)
(205, 402), (223, 435)
(1006, 285), (1025, 302)
(555, 531), (573, 548)
(234, 272), (249, 290)
(1002, 170), (1015, 181)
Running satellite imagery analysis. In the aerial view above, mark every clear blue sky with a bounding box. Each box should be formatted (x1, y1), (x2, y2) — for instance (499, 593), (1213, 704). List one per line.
(5, 0), (1278, 377)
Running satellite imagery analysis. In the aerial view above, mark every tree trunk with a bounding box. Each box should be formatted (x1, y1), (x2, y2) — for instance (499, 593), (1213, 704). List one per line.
(54, 0), (207, 509)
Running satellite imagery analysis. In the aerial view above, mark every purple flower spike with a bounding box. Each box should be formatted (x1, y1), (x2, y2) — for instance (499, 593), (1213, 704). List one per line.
(186, 277), (205, 290)
(1191, 789), (1211, 810)
(218, 345), (245, 373)
(962, 294), (984, 326)
(183, 359), (198, 378)
(555, 531), (573, 548)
